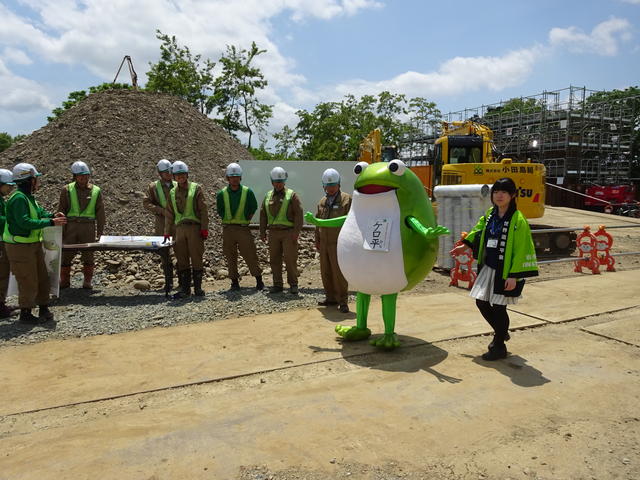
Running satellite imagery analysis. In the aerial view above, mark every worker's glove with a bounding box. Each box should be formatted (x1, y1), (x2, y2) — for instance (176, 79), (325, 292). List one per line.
(163, 234), (171, 244)
(200, 229), (209, 240)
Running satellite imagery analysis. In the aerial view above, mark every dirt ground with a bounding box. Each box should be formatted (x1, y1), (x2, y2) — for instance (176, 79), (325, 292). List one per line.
(1, 207), (639, 480)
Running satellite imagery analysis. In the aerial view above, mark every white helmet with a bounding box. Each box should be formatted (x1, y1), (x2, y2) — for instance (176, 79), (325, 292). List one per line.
(0, 169), (15, 185)
(71, 161), (91, 175)
(322, 168), (340, 186)
(157, 159), (172, 172)
(12, 162), (41, 181)
(270, 166), (287, 182)
(226, 162), (242, 177)
(171, 161), (189, 174)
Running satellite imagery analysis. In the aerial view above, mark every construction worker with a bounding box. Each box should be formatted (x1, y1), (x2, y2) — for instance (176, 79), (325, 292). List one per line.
(4, 163), (67, 323)
(143, 158), (176, 290)
(0, 169), (16, 318)
(259, 166), (303, 294)
(58, 161), (105, 289)
(315, 168), (352, 313)
(164, 160), (209, 299)
(216, 162), (263, 291)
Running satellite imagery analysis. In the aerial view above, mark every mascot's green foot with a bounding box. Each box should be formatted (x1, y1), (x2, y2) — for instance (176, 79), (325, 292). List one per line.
(335, 325), (371, 341)
(370, 333), (401, 350)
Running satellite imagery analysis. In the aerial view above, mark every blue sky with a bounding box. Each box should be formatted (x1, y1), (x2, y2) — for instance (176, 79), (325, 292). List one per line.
(1, 0), (639, 141)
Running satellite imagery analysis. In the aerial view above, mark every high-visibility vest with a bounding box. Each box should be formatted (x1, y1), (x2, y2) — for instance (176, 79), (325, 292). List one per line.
(2, 191), (43, 244)
(170, 182), (200, 224)
(222, 186), (250, 225)
(155, 180), (177, 208)
(67, 182), (100, 219)
(264, 188), (294, 227)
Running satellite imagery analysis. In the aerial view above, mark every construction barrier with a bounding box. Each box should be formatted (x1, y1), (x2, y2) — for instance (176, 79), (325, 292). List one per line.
(449, 232), (476, 288)
(574, 226), (600, 275)
(594, 225), (616, 272)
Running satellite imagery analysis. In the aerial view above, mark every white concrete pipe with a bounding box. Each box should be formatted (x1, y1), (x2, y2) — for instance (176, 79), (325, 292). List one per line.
(434, 184), (492, 269)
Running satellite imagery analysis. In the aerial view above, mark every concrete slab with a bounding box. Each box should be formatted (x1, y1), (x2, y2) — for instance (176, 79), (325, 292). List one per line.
(508, 269), (640, 323)
(0, 290), (537, 416)
(582, 309), (640, 347)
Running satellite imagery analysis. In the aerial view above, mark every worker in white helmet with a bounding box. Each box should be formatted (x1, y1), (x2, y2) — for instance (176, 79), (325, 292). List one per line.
(4, 163), (67, 324)
(315, 168), (352, 312)
(0, 168), (16, 318)
(216, 162), (263, 291)
(143, 158), (177, 291)
(57, 161), (105, 289)
(164, 160), (209, 298)
(259, 166), (303, 294)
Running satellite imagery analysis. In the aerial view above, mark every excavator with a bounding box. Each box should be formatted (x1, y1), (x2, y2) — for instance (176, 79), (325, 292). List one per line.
(358, 124), (575, 254)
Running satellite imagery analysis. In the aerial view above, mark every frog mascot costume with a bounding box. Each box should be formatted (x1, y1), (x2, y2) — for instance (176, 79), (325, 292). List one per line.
(305, 160), (449, 349)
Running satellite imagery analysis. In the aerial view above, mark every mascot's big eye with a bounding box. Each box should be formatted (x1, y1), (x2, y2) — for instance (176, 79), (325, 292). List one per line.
(388, 159), (406, 176)
(354, 162), (369, 175)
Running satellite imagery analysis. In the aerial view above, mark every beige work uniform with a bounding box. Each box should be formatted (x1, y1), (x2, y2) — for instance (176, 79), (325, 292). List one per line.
(315, 191), (351, 304)
(164, 183), (209, 271)
(58, 183), (105, 267)
(5, 242), (50, 309)
(143, 180), (176, 236)
(259, 188), (303, 287)
(223, 225), (262, 279)
(0, 243), (10, 303)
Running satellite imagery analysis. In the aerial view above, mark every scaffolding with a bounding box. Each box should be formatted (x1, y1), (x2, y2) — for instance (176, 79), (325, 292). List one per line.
(439, 86), (639, 184)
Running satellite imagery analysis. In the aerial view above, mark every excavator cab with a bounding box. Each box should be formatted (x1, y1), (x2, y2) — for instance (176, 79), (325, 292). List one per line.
(381, 145), (398, 162)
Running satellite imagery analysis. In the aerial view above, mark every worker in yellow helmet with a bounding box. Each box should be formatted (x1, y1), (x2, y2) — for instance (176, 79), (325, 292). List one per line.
(58, 161), (105, 289)
(143, 158), (177, 290)
(4, 163), (67, 323)
(216, 162), (263, 291)
(259, 166), (303, 294)
(164, 160), (209, 299)
(0, 169), (16, 318)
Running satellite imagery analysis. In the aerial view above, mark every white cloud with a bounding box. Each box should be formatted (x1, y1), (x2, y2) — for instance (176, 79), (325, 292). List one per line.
(0, 59), (52, 113)
(2, 48), (32, 65)
(621, 0), (640, 4)
(549, 17), (632, 56)
(328, 46), (545, 99)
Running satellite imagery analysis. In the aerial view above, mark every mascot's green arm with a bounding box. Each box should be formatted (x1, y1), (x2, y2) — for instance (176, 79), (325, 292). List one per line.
(406, 216), (450, 239)
(304, 211), (346, 227)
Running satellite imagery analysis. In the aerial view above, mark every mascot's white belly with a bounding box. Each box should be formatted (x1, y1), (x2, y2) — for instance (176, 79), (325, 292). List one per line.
(337, 190), (407, 295)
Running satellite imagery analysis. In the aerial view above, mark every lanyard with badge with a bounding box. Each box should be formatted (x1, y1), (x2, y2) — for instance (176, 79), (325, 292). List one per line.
(486, 215), (504, 249)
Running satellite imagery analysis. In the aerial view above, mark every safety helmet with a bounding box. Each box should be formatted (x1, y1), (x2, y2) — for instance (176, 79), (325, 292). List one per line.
(157, 159), (172, 172)
(0, 169), (15, 185)
(12, 162), (41, 182)
(71, 161), (91, 175)
(270, 166), (287, 182)
(322, 168), (340, 186)
(226, 162), (242, 177)
(171, 161), (189, 174)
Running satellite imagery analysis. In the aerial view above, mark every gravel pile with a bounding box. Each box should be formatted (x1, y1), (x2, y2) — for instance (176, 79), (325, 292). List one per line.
(0, 89), (320, 288)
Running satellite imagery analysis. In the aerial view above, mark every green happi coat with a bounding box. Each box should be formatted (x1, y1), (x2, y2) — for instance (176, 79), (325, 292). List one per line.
(464, 205), (538, 296)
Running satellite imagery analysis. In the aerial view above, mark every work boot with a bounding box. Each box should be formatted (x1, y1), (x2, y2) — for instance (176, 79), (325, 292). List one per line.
(255, 275), (264, 291)
(192, 269), (205, 296)
(165, 262), (174, 293)
(0, 302), (14, 318)
(60, 266), (72, 289)
(269, 285), (284, 294)
(82, 265), (94, 289)
(38, 305), (54, 322)
(19, 308), (42, 324)
(172, 270), (191, 299)
(482, 343), (508, 361)
(488, 332), (511, 349)
(338, 304), (350, 313)
(229, 279), (240, 291)
(289, 284), (299, 295)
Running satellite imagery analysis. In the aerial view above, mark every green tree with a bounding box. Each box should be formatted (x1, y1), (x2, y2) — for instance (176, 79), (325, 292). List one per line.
(146, 30), (216, 114)
(210, 42), (273, 148)
(48, 83), (132, 122)
(273, 125), (297, 160)
(0, 132), (12, 153)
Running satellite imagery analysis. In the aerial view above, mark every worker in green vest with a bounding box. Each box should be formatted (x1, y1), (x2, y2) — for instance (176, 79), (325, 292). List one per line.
(164, 160), (209, 299)
(259, 166), (303, 294)
(0, 168), (17, 318)
(58, 161), (105, 289)
(143, 158), (177, 290)
(4, 162), (67, 324)
(216, 162), (263, 291)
